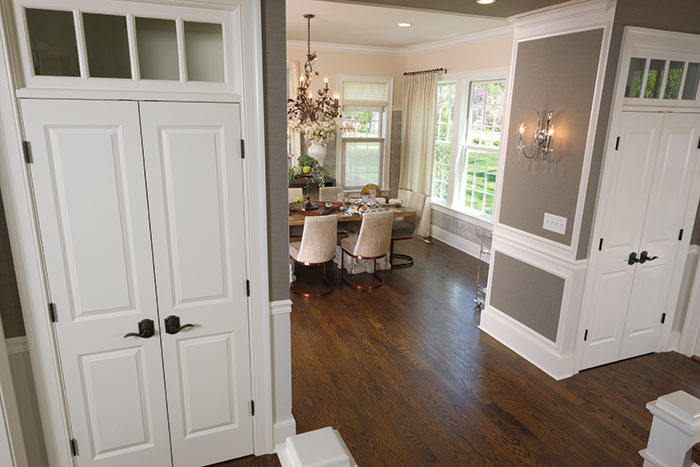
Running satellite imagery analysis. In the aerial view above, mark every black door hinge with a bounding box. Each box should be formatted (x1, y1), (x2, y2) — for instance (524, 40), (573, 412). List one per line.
(70, 438), (78, 456)
(246, 280), (250, 297)
(679, 229), (684, 241)
(661, 313), (666, 324)
(615, 136), (620, 150)
(697, 136), (700, 149)
(251, 400), (255, 416)
(240, 140), (245, 159)
(22, 141), (32, 164)
(584, 329), (588, 341)
(598, 238), (603, 251)
(48, 303), (57, 323)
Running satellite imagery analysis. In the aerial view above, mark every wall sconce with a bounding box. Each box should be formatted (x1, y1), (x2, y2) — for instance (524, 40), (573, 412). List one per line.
(517, 110), (555, 161)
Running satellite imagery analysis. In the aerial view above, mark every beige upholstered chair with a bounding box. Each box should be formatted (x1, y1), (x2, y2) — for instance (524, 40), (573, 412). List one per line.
(319, 185), (343, 202)
(289, 215), (338, 297)
(390, 191), (426, 267)
(288, 187), (303, 204)
(340, 211), (393, 290)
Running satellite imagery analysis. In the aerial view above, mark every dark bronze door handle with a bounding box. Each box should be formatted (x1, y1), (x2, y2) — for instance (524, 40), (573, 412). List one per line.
(164, 315), (195, 335)
(627, 251), (639, 265)
(639, 251), (659, 264)
(124, 319), (155, 338)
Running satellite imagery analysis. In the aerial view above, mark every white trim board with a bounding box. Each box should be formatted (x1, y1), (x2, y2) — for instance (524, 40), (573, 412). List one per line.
(286, 25), (514, 57)
(430, 226), (486, 262)
(269, 300), (295, 447)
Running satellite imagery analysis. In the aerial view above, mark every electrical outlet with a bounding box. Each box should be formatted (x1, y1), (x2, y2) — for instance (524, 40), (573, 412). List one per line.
(543, 213), (567, 235)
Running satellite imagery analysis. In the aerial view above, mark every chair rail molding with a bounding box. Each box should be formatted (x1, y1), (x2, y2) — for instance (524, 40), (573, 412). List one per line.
(0, 0), (274, 464)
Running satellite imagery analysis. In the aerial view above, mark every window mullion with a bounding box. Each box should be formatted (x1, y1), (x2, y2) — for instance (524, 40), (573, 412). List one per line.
(446, 81), (462, 208)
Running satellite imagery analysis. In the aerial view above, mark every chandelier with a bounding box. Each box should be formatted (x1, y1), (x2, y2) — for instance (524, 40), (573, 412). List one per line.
(287, 14), (340, 133)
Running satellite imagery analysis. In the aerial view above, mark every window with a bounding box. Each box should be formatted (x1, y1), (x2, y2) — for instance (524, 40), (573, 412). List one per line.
(432, 82), (456, 200)
(430, 72), (507, 220)
(463, 81), (505, 215)
(338, 77), (392, 189)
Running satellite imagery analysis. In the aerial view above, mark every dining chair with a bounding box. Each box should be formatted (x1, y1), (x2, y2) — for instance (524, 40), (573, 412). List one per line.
(360, 184), (381, 197)
(319, 185), (343, 202)
(289, 215), (338, 297)
(340, 211), (393, 290)
(390, 191), (426, 268)
(288, 187), (303, 203)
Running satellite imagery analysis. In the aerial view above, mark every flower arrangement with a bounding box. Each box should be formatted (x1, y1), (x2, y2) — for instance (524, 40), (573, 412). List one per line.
(288, 154), (329, 186)
(288, 113), (340, 144)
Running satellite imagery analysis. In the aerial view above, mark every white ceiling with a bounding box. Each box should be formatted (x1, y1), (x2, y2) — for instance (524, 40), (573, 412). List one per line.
(286, 0), (510, 48)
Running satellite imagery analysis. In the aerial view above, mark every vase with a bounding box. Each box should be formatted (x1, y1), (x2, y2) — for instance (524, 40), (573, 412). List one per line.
(307, 140), (326, 166)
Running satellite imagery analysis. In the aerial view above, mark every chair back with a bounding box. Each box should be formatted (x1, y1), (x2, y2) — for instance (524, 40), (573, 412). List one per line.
(361, 184), (381, 197)
(288, 187), (303, 203)
(354, 211), (393, 257)
(297, 215), (338, 263)
(319, 186), (343, 202)
(406, 191), (427, 230)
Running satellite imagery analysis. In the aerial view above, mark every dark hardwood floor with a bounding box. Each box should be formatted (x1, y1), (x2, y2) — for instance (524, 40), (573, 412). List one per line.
(227, 237), (700, 466)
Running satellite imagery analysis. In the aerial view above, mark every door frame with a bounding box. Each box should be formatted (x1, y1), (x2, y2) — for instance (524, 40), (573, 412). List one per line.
(574, 27), (700, 372)
(0, 1), (274, 465)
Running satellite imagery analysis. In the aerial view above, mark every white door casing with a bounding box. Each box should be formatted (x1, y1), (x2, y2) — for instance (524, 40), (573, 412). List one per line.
(620, 113), (700, 359)
(21, 99), (172, 467)
(580, 111), (663, 370)
(139, 102), (254, 466)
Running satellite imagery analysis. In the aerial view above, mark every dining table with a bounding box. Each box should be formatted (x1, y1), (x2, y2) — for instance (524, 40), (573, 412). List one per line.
(289, 202), (416, 227)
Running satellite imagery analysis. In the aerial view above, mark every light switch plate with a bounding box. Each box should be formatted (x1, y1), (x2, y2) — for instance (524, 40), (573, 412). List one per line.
(543, 213), (567, 235)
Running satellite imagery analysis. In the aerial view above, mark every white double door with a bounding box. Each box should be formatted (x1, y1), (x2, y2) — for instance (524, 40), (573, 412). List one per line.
(581, 111), (700, 370)
(22, 99), (253, 467)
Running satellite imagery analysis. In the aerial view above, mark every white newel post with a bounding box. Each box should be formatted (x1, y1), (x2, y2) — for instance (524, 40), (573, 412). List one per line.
(640, 390), (700, 467)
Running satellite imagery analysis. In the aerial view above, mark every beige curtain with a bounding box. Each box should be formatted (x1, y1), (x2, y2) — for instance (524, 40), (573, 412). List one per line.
(399, 72), (439, 237)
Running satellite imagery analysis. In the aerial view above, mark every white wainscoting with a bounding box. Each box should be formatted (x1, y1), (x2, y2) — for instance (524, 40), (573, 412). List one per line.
(430, 226), (486, 261)
(270, 300), (296, 446)
(5, 337), (47, 467)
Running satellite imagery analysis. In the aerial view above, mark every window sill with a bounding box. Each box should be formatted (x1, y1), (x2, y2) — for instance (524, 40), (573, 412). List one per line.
(430, 199), (494, 231)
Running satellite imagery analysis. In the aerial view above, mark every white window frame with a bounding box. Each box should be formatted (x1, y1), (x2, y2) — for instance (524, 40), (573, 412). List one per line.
(336, 74), (393, 192)
(431, 67), (509, 227)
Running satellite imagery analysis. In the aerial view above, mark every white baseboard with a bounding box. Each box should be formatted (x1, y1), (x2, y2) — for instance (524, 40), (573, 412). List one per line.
(273, 418), (297, 446)
(431, 225), (488, 262)
(479, 307), (574, 380)
(668, 331), (681, 352)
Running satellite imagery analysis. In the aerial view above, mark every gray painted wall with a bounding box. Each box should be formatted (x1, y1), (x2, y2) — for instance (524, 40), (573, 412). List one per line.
(578, 0), (700, 259)
(498, 29), (604, 246)
(261, 0), (291, 302)
(490, 251), (564, 342)
(0, 191), (25, 338)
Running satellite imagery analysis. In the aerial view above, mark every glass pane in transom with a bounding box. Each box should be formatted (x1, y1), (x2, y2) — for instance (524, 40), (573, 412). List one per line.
(644, 59), (666, 98)
(136, 17), (179, 81)
(624, 57), (646, 97)
(682, 63), (700, 100)
(664, 61), (685, 99)
(83, 13), (131, 79)
(25, 8), (80, 77)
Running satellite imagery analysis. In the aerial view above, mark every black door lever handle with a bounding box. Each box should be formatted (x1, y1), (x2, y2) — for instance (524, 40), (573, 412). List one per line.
(627, 251), (639, 265)
(124, 319), (155, 338)
(639, 251), (659, 264)
(164, 315), (195, 335)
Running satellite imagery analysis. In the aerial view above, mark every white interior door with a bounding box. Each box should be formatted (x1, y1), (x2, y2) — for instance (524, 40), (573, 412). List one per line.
(620, 113), (700, 359)
(139, 102), (254, 466)
(21, 100), (172, 467)
(581, 111), (663, 370)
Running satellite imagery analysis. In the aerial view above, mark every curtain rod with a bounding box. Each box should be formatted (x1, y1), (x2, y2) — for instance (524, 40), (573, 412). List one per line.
(403, 67), (447, 76)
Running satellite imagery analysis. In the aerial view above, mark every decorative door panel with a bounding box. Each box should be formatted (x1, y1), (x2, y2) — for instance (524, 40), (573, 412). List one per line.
(620, 113), (700, 359)
(139, 102), (253, 467)
(21, 100), (172, 467)
(580, 111), (663, 370)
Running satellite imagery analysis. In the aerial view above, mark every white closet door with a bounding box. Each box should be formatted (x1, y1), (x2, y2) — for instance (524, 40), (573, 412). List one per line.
(139, 102), (254, 466)
(21, 100), (172, 467)
(620, 113), (700, 359)
(580, 111), (663, 370)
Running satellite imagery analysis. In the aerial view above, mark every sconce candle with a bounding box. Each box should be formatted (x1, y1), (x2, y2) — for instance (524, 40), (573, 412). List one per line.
(517, 110), (555, 161)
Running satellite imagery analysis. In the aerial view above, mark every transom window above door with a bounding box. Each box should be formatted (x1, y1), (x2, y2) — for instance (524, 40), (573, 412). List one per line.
(431, 74), (506, 219)
(624, 57), (700, 102)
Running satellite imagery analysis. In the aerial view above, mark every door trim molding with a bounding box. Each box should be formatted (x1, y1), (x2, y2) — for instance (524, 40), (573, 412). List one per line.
(0, 0), (274, 464)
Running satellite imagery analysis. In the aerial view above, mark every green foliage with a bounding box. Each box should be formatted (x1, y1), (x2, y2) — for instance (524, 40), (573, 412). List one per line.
(289, 154), (329, 186)
(297, 154), (318, 168)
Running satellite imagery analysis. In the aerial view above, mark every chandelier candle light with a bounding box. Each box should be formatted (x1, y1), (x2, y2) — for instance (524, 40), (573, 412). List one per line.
(517, 110), (555, 161)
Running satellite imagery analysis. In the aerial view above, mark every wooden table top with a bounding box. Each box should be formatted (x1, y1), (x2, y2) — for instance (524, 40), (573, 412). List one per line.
(289, 204), (416, 226)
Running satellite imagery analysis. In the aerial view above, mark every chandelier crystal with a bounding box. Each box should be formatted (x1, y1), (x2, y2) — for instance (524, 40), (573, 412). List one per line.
(287, 14), (341, 138)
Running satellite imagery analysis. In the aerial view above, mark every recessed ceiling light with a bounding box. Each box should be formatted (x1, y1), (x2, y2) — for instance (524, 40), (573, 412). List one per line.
(398, 22), (412, 27)
(476, 0), (496, 4)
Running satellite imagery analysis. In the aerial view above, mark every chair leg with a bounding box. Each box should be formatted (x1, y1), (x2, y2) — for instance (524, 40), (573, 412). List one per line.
(390, 238), (414, 268)
(341, 249), (384, 290)
(291, 260), (333, 298)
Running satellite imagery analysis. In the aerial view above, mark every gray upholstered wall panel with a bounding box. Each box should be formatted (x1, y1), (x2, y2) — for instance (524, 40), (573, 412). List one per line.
(489, 251), (564, 342)
(431, 209), (492, 247)
(0, 191), (25, 338)
(498, 29), (603, 246)
(262, 0), (290, 302)
(578, 0), (700, 259)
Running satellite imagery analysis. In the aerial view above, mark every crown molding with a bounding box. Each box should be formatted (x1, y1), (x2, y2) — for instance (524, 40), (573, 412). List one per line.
(286, 25), (514, 57)
(509, 0), (614, 35)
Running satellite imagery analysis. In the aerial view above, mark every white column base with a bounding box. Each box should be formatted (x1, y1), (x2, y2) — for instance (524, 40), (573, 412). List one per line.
(276, 427), (356, 467)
